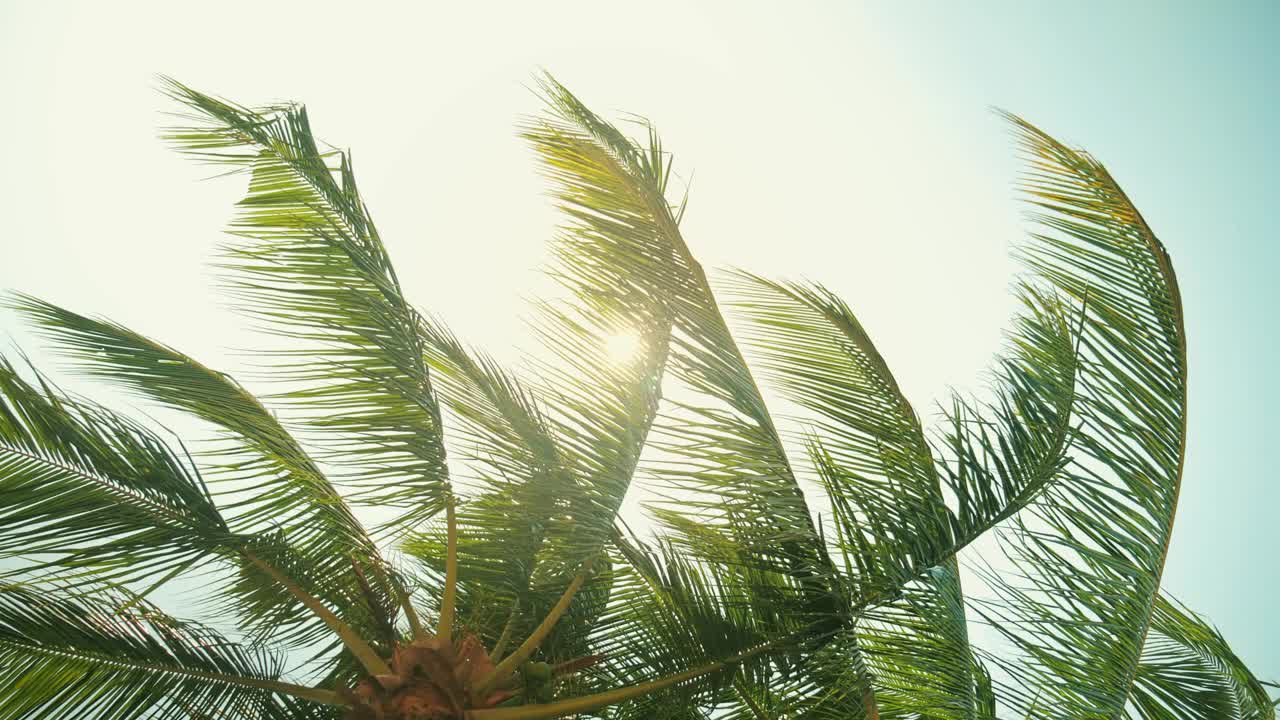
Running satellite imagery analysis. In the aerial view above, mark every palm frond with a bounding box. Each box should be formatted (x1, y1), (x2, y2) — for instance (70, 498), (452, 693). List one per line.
(420, 317), (563, 505)
(161, 78), (450, 534)
(857, 560), (980, 719)
(405, 318), (577, 605)
(727, 273), (950, 595)
(608, 531), (795, 680)
(934, 282), (1079, 553)
(729, 272), (1078, 605)
(402, 73), (687, 647)
(514, 74), (680, 580)
(434, 293), (670, 651)
(13, 295), (374, 554)
(603, 523), (880, 720)
(0, 583), (337, 719)
(973, 112), (1188, 718)
(530, 75), (838, 642)
(520, 83), (866, 720)
(728, 274), (1039, 717)
(1127, 595), (1275, 720)
(584, 533), (787, 715)
(0, 354), (228, 588)
(10, 296), (400, 661)
(718, 636), (876, 720)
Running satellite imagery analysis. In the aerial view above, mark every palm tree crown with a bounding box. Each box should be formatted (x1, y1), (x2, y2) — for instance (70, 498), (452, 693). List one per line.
(0, 75), (1271, 719)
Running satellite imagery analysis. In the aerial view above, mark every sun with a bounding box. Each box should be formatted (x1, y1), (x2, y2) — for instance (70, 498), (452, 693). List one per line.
(603, 330), (643, 365)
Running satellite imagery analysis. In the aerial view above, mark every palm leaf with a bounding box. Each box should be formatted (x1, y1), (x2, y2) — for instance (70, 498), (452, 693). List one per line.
(729, 274), (1075, 717)
(402, 72), (684, 644)
(517, 74), (678, 581)
(856, 561), (980, 720)
(403, 317), (576, 609)
(718, 636), (877, 720)
(10, 296), (401, 662)
(1127, 595), (1275, 720)
(161, 78), (450, 534)
(932, 282), (1079, 553)
(0, 355), (229, 588)
(529, 76), (839, 646)
(729, 272), (1078, 605)
(12, 295), (374, 556)
(727, 273), (950, 595)
(973, 112), (1188, 718)
(0, 583), (337, 719)
(588, 533), (786, 714)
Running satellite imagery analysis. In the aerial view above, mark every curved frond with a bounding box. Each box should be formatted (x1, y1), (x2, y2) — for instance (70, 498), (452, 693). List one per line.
(530, 75), (838, 642)
(727, 272), (951, 596)
(719, 636), (877, 720)
(978, 112), (1188, 718)
(0, 583), (338, 719)
(162, 78), (450, 534)
(730, 272), (1051, 718)
(0, 355), (228, 587)
(729, 272), (1078, 608)
(517, 74), (680, 579)
(857, 561), (979, 719)
(599, 532), (782, 690)
(1127, 595), (1275, 720)
(408, 318), (577, 604)
(934, 283), (1079, 552)
(13, 295), (373, 554)
(10, 297), (401, 660)
(402, 73), (686, 647)
(553, 532), (821, 719)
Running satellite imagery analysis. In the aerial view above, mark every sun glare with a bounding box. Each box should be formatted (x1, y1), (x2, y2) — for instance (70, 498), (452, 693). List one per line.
(603, 331), (643, 365)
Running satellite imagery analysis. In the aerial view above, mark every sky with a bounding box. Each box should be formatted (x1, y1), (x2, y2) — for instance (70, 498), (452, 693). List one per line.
(1, 0), (1276, 688)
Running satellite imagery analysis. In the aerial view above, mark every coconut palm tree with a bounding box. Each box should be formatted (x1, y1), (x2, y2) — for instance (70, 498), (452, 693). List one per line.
(0, 74), (1271, 720)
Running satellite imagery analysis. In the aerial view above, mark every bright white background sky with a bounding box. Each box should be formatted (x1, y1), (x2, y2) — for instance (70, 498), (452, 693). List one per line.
(2, 0), (1276, 681)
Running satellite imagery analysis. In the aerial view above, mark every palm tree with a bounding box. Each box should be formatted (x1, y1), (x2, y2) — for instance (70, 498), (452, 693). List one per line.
(0, 74), (1270, 720)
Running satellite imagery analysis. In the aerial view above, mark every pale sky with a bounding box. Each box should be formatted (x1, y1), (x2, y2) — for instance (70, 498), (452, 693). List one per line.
(2, 0), (1276, 682)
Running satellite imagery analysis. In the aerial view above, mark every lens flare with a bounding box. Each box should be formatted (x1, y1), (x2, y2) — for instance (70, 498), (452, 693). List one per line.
(603, 331), (642, 365)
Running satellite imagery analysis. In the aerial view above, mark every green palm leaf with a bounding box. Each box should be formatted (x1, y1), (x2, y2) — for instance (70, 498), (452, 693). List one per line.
(9, 297), (401, 663)
(11, 296), (373, 554)
(518, 74), (676, 580)
(530, 76), (838, 647)
(0, 583), (337, 719)
(402, 71), (683, 645)
(728, 272), (1078, 605)
(856, 562), (980, 720)
(727, 273), (950, 594)
(1128, 595), (1275, 720)
(719, 635), (876, 720)
(161, 78), (450, 534)
(0, 356), (229, 587)
(404, 317), (577, 610)
(974, 112), (1190, 718)
(589, 532), (788, 714)
(728, 272), (1022, 717)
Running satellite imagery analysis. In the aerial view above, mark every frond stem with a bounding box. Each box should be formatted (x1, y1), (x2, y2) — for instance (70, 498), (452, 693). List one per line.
(395, 576), (426, 640)
(490, 603), (518, 662)
(474, 560), (592, 698)
(438, 498), (459, 642)
(242, 550), (392, 677)
(733, 674), (768, 720)
(467, 629), (797, 720)
(863, 688), (882, 720)
(468, 664), (711, 720)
